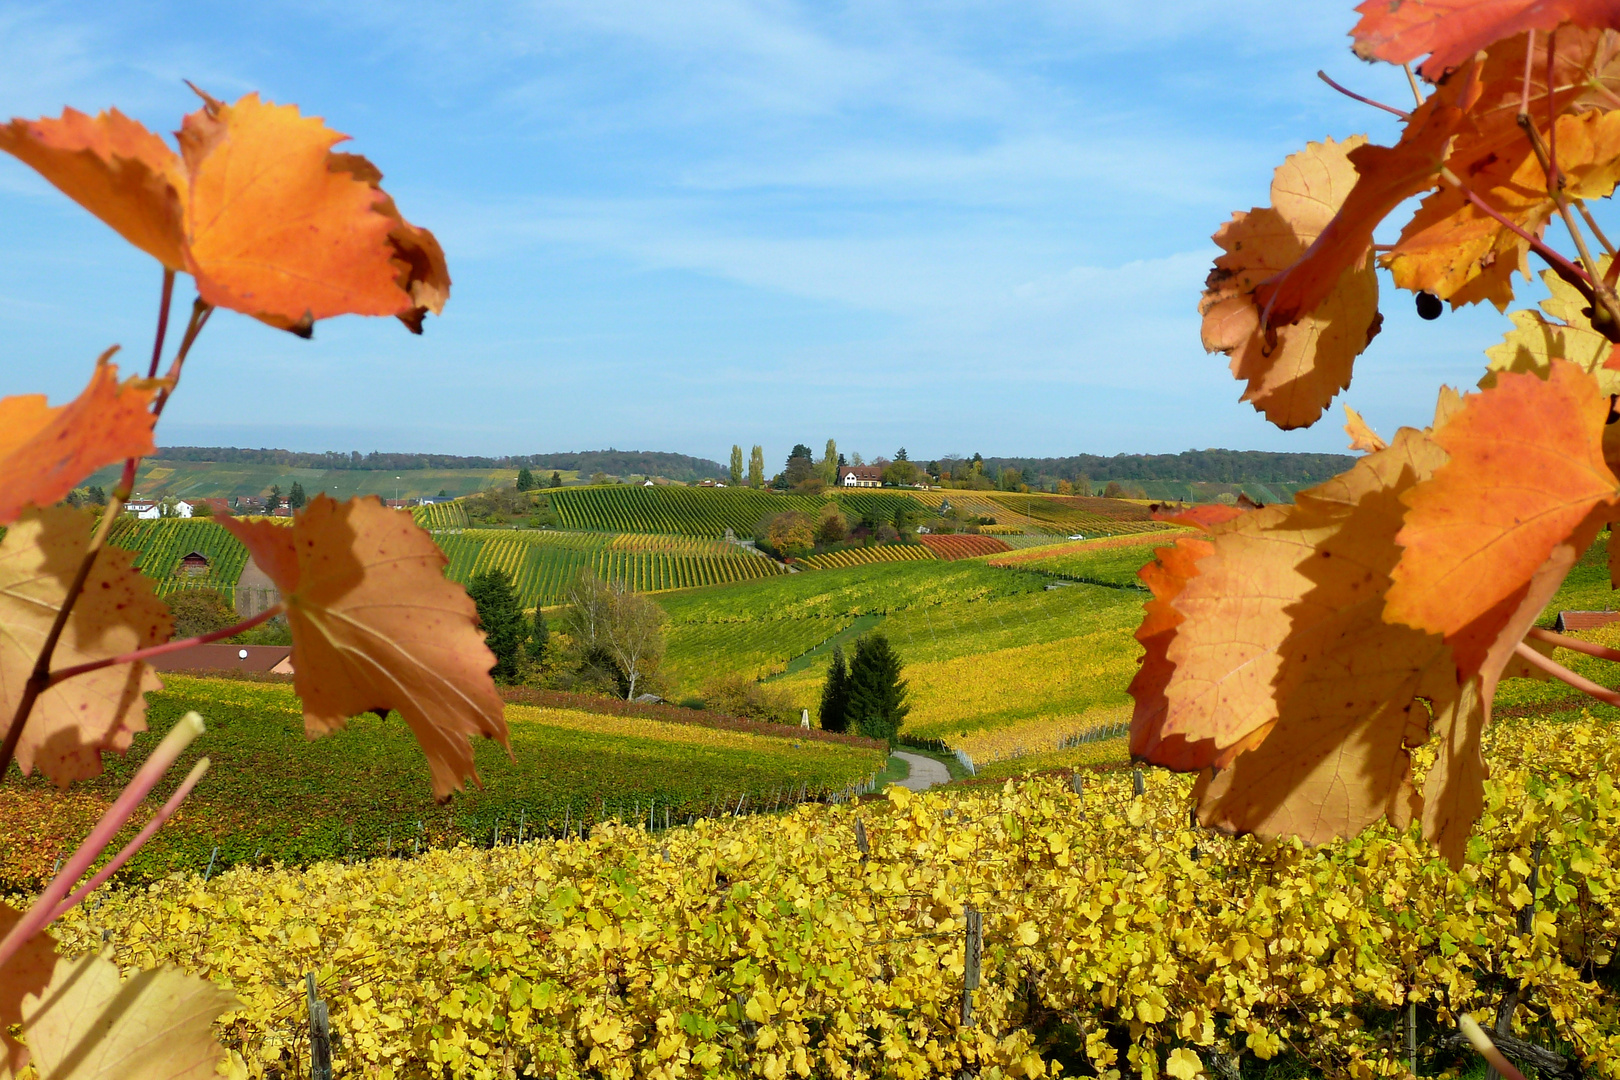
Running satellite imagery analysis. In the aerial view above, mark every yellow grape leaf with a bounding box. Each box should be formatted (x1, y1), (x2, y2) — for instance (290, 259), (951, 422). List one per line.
(0, 353), (160, 526)
(1387, 360), (1620, 674)
(1199, 137), (1382, 429)
(0, 507), (169, 786)
(1482, 262), (1620, 396)
(1165, 1047), (1204, 1080)
(0, 903), (58, 1075)
(221, 495), (508, 799)
(1343, 405), (1387, 452)
(21, 949), (236, 1080)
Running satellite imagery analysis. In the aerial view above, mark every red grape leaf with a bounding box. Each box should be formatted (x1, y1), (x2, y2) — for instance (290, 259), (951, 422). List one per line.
(0, 108), (185, 270)
(0, 507), (169, 786)
(1344, 406), (1388, 452)
(1252, 67), (1480, 333)
(20, 948), (236, 1080)
(1200, 137), (1382, 428)
(220, 495), (508, 799)
(328, 153), (452, 334)
(180, 93), (411, 327)
(0, 903), (57, 1075)
(1386, 359), (1620, 672)
(1351, 0), (1620, 80)
(0, 352), (159, 526)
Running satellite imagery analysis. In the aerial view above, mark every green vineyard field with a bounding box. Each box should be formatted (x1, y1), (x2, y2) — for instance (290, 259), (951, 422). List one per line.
(411, 501), (469, 529)
(548, 485), (824, 536)
(106, 518), (251, 601)
(796, 543), (936, 570)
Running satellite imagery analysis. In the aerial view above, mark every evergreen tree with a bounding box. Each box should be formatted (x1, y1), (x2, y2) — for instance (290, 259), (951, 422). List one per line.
(819, 646), (850, 732)
(267, 484), (282, 512)
(729, 445), (744, 485)
(528, 604), (549, 663)
(516, 467), (535, 491)
(87, 485), (107, 505)
(466, 567), (527, 682)
(288, 481), (307, 509)
(846, 633), (908, 742)
(748, 445), (765, 488)
(550, 471), (563, 488)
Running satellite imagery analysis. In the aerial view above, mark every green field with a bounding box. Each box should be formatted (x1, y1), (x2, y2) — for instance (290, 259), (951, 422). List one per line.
(105, 517), (251, 601)
(0, 677), (884, 888)
(796, 543), (936, 570)
(987, 537), (1169, 588)
(550, 485), (824, 535)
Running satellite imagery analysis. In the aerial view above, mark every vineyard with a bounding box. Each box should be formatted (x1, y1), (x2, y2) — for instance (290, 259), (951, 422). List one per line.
(795, 543), (936, 570)
(411, 500), (469, 530)
(825, 489), (928, 522)
(983, 492), (1175, 537)
(434, 529), (782, 607)
(45, 716), (1620, 1078)
(987, 533), (1181, 588)
(548, 485), (824, 536)
(0, 677), (884, 887)
(917, 534), (1013, 560)
(662, 617), (855, 692)
(105, 517), (251, 600)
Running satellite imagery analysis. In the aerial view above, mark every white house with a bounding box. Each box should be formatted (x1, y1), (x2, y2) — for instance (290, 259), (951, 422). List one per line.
(125, 499), (192, 519)
(838, 466), (883, 488)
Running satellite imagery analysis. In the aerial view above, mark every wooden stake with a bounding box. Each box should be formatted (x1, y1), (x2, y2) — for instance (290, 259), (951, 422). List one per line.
(1132, 768), (1145, 797)
(961, 907), (982, 1028)
(854, 816), (870, 860)
(306, 971), (333, 1080)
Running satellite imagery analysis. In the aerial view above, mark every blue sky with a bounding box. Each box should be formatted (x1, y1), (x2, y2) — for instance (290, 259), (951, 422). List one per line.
(0, 1), (1558, 465)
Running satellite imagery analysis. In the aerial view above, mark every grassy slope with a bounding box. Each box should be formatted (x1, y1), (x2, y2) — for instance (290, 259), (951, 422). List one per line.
(0, 677), (882, 888)
(84, 459), (539, 500)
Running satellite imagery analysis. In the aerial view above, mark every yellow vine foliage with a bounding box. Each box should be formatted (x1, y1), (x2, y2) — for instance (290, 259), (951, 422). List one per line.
(37, 715), (1620, 1080)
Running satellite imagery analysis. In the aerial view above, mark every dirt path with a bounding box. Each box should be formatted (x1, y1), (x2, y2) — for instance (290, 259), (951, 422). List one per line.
(891, 751), (950, 792)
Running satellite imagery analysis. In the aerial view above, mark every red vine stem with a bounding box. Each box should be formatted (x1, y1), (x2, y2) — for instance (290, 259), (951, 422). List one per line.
(1316, 70), (1409, 118)
(1512, 641), (1620, 708)
(1439, 167), (1596, 291)
(1525, 626), (1620, 663)
(48, 603), (285, 686)
(49, 756), (210, 922)
(0, 712), (207, 968)
(148, 268), (175, 379)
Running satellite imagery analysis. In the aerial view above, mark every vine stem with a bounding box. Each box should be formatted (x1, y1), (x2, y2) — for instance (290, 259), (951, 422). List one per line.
(0, 295), (211, 780)
(0, 712), (207, 969)
(1525, 626), (1620, 662)
(1316, 70), (1409, 118)
(1460, 1014), (1528, 1080)
(48, 603), (284, 686)
(1512, 641), (1620, 708)
(1439, 167), (1597, 294)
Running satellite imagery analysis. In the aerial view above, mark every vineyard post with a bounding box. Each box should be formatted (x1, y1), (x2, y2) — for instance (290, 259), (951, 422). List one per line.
(855, 816), (870, 860)
(960, 906), (983, 1028)
(517, 808), (525, 844)
(1070, 771), (1085, 819)
(1132, 768), (1145, 797)
(202, 845), (218, 882)
(306, 971), (333, 1080)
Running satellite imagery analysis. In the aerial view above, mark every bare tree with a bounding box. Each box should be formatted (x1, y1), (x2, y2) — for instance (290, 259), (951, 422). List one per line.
(602, 583), (666, 700)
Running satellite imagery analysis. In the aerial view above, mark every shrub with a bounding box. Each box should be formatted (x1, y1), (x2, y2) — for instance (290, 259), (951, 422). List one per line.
(165, 588), (237, 639)
(700, 672), (798, 724)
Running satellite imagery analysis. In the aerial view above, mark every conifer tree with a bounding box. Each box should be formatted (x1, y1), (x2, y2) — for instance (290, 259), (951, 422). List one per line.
(729, 445), (744, 486)
(288, 480), (306, 509)
(846, 633), (908, 742)
(748, 445), (765, 489)
(819, 645), (850, 733)
(515, 467), (535, 491)
(550, 471), (562, 488)
(466, 567), (527, 682)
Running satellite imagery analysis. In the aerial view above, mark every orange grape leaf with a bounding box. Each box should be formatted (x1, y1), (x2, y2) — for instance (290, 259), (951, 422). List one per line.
(1344, 405), (1388, 452)
(0, 108), (185, 270)
(0, 903), (57, 1075)
(328, 153), (451, 334)
(1128, 535), (1216, 770)
(1386, 359), (1620, 672)
(20, 948), (236, 1080)
(0, 352), (159, 526)
(220, 495), (507, 799)
(1388, 109), (1620, 309)
(1351, 0), (1620, 80)
(0, 507), (169, 786)
(1252, 69), (1479, 332)
(1149, 504), (1247, 529)
(1200, 137), (1382, 428)
(179, 92), (412, 327)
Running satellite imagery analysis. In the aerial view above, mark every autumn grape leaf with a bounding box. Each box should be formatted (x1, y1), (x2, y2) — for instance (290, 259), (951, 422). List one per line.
(1388, 109), (1620, 310)
(1251, 66), (1480, 334)
(220, 495), (507, 799)
(1351, 0), (1620, 80)
(1344, 406), (1388, 452)
(0, 507), (169, 786)
(1128, 535), (1215, 770)
(1149, 504), (1247, 529)
(0, 352), (160, 526)
(20, 948), (236, 1080)
(1200, 137), (1382, 428)
(1482, 261), (1620, 394)
(2, 91), (448, 334)
(0, 108), (185, 270)
(1386, 359), (1620, 673)
(0, 904), (57, 1075)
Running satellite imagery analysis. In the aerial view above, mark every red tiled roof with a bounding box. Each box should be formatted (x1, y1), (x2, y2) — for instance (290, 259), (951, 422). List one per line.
(1554, 611), (1620, 632)
(146, 644), (292, 674)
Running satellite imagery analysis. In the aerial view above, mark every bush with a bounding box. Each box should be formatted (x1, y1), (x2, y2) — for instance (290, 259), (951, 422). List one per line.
(165, 588), (237, 640)
(700, 672), (798, 724)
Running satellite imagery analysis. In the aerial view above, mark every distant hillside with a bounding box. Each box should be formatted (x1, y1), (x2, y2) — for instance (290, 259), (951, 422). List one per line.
(982, 450), (1354, 487)
(150, 447), (728, 484)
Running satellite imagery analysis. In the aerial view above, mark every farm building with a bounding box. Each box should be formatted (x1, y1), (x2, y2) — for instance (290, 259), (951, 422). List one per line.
(838, 466), (883, 488)
(124, 499), (193, 519)
(1553, 611), (1620, 632)
(178, 551), (210, 577)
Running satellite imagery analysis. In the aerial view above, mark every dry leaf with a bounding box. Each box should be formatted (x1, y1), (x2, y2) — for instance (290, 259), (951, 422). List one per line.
(0, 904), (58, 1075)
(220, 495), (507, 799)
(1200, 137), (1381, 428)
(0, 108), (185, 269)
(327, 153), (451, 334)
(21, 948), (236, 1080)
(1387, 359), (1620, 672)
(1351, 0), (1620, 80)
(0, 507), (169, 786)
(1343, 406), (1387, 452)
(0, 353), (159, 526)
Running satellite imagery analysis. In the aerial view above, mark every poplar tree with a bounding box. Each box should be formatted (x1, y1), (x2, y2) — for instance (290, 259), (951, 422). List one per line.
(729, 445), (744, 485)
(819, 438), (837, 483)
(748, 445), (765, 489)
